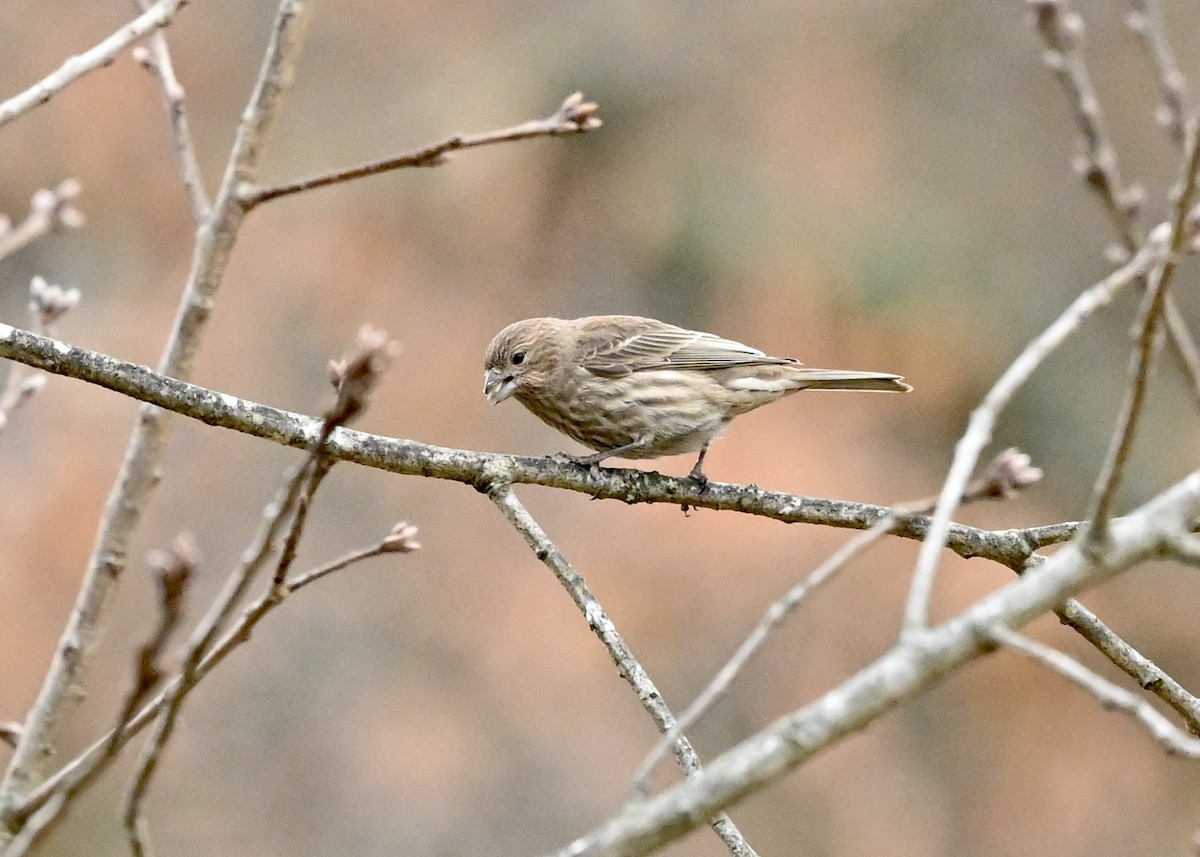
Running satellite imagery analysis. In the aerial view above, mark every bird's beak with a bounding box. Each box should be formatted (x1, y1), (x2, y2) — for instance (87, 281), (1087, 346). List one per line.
(484, 368), (516, 404)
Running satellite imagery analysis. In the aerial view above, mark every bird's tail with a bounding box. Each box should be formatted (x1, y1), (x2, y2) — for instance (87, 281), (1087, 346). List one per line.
(792, 369), (912, 393)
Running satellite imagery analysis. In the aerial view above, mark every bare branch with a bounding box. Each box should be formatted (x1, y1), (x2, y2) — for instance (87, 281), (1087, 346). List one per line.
(1029, 0), (1200, 404)
(1029, 0), (1141, 243)
(1126, 0), (1188, 145)
(1055, 598), (1200, 732)
(633, 448), (1044, 795)
(131, 15), (211, 223)
(117, 539), (194, 857)
(4, 326), (1191, 742)
(115, 536), (195, 737)
(0, 322), (1063, 569)
(0, 0), (317, 827)
(240, 92), (602, 208)
(986, 625), (1200, 757)
(486, 483), (758, 857)
(9, 527), (416, 842)
(542, 470), (1200, 857)
(1087, 118), (1200, 546)
(121, 324), (392, 857)
(0, 181), (84, 263)
(0, 0), (192, 130)
(903, 234), (1165, 632)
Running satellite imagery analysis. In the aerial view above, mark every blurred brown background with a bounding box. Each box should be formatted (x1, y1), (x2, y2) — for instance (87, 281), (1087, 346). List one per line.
(2, 1), (1200, 855)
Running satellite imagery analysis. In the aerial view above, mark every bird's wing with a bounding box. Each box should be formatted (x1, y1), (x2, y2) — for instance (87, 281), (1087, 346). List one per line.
(575, 316), (795, 377)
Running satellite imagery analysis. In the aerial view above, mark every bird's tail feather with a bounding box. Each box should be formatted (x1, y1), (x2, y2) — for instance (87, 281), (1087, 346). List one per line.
(794, 369), (912, 393)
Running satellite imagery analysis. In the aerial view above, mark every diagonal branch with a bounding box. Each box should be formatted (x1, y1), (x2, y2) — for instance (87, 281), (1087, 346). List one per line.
(1029, 0), (1200, 404)
(1086, 117), (1200, 546)
(0, 0), (192, 130)
(902, 233), (1165, 632)
(131, 5), (211, 224)
(1126, 0), (1188, 146)
(486, 483), (758, 857)
(986, 625), (1200, 756)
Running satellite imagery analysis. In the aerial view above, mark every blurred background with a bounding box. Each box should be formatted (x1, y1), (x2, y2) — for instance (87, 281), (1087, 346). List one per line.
(2, 1), (1199, 855)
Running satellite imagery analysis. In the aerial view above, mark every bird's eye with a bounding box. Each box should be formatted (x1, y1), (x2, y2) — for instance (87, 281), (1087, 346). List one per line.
(511, 351), (526, 366)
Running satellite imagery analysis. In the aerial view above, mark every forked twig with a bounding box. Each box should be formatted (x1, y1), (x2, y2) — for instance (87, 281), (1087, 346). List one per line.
(0, 0), (316, 827)
(120, 327), (395, 857)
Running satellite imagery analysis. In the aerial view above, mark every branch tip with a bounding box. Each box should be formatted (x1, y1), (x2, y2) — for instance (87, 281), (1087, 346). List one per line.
(381, 521), (421, 554)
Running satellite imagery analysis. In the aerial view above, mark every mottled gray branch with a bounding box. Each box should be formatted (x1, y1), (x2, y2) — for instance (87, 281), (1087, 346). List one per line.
(488, 485), (758, 857)
(0, 321), (1049, 568)
(544, 470), (1200, 857)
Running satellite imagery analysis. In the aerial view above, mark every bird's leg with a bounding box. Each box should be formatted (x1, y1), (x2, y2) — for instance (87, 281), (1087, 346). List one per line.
(687, 444), (710, 485)
(556, 436), (651, 467)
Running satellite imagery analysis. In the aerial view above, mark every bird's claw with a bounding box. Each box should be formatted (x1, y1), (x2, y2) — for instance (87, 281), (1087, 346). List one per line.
(549, 451), (604, 479)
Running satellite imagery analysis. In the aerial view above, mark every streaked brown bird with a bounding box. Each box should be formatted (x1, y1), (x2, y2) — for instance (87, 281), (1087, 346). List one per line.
(483, 315), (911, 481)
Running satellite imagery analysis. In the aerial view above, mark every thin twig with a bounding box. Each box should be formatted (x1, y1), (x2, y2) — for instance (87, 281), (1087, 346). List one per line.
(902, 235), (1165, 632)
(1029, 0), (1200, 403)
(0, 181), (84, 263)
(131, 5), (211, 223)
(1030, 0), (1140, 245)
(633, 449), (1043, 794)
(486, 483), (758, 857)
(985, 624), (1200, 756)
(121, 464), (313, 857)
(240, 92), (600, 208)
(0, 277), (81, 434)
(1086, 118), (1200, 546)
(0, 0), (316, 831)
(1054, 598), (1200, 732)
(111, 537), (194, 743)
(5, 527), (416, 856)
(1162, 300), (1200, 406)
(0, 0), (191, 130)
(1126, 0), (1188, 146)
(0, 541), (193, 857)
(121, 325), (393, 857)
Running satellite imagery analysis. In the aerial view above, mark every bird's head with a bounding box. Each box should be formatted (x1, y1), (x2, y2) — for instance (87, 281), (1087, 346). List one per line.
(483, 318), (564, 404)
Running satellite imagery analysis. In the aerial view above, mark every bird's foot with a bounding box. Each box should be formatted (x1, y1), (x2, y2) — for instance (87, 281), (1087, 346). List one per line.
(550, 451), (605, 485)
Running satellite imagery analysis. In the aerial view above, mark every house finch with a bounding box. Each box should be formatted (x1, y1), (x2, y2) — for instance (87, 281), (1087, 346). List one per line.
(483, 315), (911, 480)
